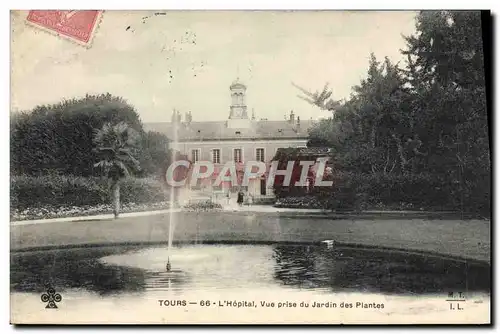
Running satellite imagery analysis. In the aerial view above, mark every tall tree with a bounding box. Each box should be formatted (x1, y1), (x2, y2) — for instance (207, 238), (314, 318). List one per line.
(300, 54), (414, 175)
(294, 11), (490, 214)
(402, 11), (490, 213)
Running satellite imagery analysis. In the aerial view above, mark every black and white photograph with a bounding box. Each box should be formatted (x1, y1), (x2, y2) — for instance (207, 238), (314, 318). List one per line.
(9, 9), (492, 324)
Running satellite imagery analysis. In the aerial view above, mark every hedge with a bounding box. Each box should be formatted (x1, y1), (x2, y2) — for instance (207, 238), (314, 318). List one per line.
(10, 175), (167, 211)
(281, 172), (489, 215)
(10, 94), (170, 177)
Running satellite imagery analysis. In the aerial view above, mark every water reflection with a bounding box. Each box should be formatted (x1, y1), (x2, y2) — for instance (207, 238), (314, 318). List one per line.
(10, 247), (149, 295)
(11, 244), (490, 297)
(272, 245), (490, 294)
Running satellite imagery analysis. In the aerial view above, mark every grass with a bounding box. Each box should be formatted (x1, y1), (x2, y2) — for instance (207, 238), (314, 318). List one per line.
(10, 211), (491, 263)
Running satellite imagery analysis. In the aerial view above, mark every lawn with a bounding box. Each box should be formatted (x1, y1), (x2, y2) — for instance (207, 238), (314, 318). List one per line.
(10, 211), (490, 264)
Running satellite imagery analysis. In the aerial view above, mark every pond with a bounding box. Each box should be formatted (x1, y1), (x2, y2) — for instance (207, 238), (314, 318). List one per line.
(10, 243), (491, 324)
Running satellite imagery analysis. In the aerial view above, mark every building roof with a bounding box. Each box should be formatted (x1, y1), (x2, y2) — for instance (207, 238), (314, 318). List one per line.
(230, 78), (246, 90)
(230, 82), (246, 90)
(144, 119), (315, 142)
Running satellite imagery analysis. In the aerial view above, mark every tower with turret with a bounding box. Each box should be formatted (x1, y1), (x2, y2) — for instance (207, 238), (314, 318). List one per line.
(227, 79), (251, 128)
(229, 79), (248, 119)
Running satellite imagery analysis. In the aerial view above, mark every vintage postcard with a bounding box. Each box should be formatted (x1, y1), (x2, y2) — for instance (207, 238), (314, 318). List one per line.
(10, 10), (491, 325)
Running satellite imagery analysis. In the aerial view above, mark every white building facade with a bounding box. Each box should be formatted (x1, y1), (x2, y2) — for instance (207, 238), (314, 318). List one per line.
(144, 79), (314, 199)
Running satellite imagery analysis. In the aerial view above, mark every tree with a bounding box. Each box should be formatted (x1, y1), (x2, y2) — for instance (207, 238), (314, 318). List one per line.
(11, 93), (144, 176)
(401, 11), (490, 214)
(293, 82), (342, 113)
(11, 93), (171, 178)
(299, 54), (414, 175)
(293, 11), (490, 215)
(307, 118), (337, 148)
(93, 122), (141, 218)
(137, 131), (171, 176)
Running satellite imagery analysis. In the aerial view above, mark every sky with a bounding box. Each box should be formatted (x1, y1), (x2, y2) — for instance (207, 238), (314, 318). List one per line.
(11, 10), (418, 122)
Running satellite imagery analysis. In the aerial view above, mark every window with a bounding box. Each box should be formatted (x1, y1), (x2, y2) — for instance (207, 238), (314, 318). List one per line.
(191, 149), (200, 163)
(256, 148), (265, 162)
(233, 148), (242, 163)
(212, 149), (221, 164)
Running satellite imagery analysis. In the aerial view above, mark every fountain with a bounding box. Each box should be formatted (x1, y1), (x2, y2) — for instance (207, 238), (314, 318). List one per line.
(167, 110), (179, 270)
(166, 257), (171, 272)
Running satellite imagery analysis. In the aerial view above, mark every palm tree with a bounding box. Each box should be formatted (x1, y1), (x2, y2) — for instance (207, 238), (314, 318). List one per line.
(93, 122), (141, 219)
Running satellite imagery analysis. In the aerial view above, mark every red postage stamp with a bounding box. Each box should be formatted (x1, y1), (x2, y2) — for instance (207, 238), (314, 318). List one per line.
(26, 10), (102, 46)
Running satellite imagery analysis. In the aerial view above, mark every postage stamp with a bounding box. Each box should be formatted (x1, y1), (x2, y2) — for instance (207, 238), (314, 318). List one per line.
(26, 10), (102, 46)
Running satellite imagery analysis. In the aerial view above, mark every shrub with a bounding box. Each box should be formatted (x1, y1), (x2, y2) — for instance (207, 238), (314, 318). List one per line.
(252, 197), (275, 205)
(275, 196), (323, 209)
(10, 175), (167, 211)
(182, 200), (223, 212)
(119, 177), (168, 204)
(283, 172), (474, 212)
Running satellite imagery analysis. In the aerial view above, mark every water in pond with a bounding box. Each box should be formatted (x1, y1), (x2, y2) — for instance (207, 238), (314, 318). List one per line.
(10, 244), (490, 324)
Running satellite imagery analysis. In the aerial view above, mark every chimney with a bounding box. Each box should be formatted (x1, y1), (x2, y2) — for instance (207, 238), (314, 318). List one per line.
(177, 110), (182, 123)
(171, 110), (177, 123)
(289, 110), (295, 123)
(296, 116), (300, 129)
